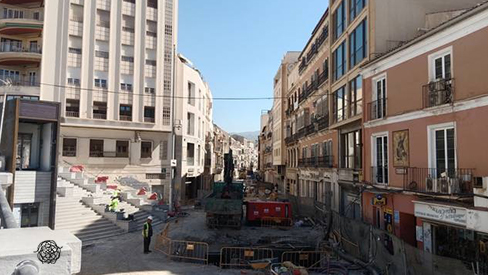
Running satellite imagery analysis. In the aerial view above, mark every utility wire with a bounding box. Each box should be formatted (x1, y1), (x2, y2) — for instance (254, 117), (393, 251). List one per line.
(2, 80), (329, 101)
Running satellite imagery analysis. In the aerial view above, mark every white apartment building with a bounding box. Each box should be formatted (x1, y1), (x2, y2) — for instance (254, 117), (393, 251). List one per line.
(39, 0), (178, 198)
(174, 54), (213, 202)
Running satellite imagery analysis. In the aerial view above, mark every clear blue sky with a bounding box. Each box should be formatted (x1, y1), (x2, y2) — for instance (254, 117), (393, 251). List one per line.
(178, 0), (329, 133)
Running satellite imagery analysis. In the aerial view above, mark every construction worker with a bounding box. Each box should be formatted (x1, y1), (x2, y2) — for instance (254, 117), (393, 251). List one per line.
(142, 216), (153, 254)
(108, 196), (119, 212)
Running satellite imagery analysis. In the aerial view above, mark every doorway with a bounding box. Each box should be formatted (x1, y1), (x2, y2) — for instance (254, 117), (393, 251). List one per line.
(21, 203), (39, 227)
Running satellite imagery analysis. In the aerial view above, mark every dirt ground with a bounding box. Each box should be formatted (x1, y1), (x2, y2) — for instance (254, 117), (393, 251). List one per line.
(80, 224), (242, 275)
(167, 210), (325, 251)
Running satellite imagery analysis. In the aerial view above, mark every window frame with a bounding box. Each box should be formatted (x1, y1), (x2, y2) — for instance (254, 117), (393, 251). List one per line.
(349, 19), (367, 68)
(141, 141), (153, 159)
(333, 41), (346, 81)
(428, 47), (453, 81)
(62, 138), (77, 157)
(349, 0), (366, 23)
(348, 75), (363, 118)
(333, 86), (347, 122)
(427, 122), (456, 174)
(116, 140), (129, 158)
(372, 74), (387, 120)
(371, 131), (388, 185)
(333, 0), (346, 40)
(89, 139), (104, 158)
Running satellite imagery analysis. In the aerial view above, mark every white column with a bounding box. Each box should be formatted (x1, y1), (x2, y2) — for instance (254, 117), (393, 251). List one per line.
(40, 123), (53, 172)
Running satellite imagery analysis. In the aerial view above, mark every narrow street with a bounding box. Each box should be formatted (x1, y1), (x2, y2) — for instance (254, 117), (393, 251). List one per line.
(80, 225), (240, 275)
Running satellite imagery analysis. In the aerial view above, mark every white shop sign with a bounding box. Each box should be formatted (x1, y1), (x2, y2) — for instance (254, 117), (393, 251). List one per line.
(414, 201), (467, 226)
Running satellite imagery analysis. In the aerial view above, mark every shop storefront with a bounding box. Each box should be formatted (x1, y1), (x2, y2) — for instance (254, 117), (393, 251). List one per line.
(414, 201), (488, 268)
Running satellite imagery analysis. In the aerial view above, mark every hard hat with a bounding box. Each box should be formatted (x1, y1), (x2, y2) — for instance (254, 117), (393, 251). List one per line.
(148, 216), (153, 220)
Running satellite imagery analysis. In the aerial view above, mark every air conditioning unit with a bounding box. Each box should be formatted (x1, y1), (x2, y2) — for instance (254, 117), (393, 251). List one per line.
(448, 178), (460, 194)
(437, 178), (450, 194)
(426, 178), (435, 192)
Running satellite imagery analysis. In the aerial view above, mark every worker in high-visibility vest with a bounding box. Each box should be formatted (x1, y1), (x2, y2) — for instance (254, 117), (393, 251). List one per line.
(108, 197), (119, 212)
(142, 216), (153, 254)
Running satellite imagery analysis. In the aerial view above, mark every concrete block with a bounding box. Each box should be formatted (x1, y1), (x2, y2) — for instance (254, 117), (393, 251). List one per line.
(57, 186), (74, 197)
(0, 227), (81, 274)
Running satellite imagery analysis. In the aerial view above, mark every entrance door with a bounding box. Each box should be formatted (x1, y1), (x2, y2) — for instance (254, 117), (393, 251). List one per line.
(21, 203), (39, 227)
(16, 133), (33, 170)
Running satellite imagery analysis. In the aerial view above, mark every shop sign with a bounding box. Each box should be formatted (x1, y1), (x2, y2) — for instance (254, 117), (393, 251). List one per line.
(414, 202), (466, 226)
(372, 194), (387, 206)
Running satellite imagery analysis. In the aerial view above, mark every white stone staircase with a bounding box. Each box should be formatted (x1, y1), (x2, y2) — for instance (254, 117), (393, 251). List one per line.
(55, 178), (125, 243)
(55, 167), (164, 242)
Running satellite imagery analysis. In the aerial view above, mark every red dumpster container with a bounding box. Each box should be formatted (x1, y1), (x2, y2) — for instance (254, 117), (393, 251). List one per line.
(246, 201), (292, 222)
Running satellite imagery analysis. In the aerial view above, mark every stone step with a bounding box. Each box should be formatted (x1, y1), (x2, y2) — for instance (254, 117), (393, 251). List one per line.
(76, 228), (125, 242)
(56, 219), (114, 231)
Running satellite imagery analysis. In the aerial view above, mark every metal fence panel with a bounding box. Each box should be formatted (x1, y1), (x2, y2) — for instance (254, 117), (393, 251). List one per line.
(281, 251), (330, 270)
(261, 217), (293, 228)
(220, 247), (274, 269)
(155, 224), (209, 264)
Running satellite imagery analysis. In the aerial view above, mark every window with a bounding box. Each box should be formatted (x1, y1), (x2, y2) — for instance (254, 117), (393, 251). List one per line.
(68, 47), (82, 54)
(146, 31), (157, 37)
(197, 145), (201, 166)
(141, 142), (152, 158)
(95, 50), (109, 58)
(148, 0), (158, 8)
(187, 142), (195, 166)
(93, 101), (107, 119)
(341, 130), (362, 169)
(333, 1), (346, 40)
(67, 78), (80, 86)
(20, 203), (39, 228)
(349, 76), (363, 117)
(188, 81), (195, 105)
(121, 56), (134, 63)
(429, 124), (455, 177)
(144, 106), (155, 123)
(145, 87), (155, 94)
(94, 78), (107, 88)
(160, 140), (168, 160)
(333, 41), (346, 80)
(120, 83), (133, 91)
(372, 134), (388, 184)
(322, 59), (329, 81)
(350, 0), (366, 22)
(90, 139), (104, 157)
(349, 20), (367, 68)
(333, 86), (346, 122)
(146, 173), (166, 180)
(120, 104), (132, 121)
(0, 69), (20, 83)
(116, 140), (129, 158)
(187, 112), (195, 135)
(323, 140), (332, 156)
(373, 76), (386, 119)
(433, 53), (452, 80)
(62, 138), (77, 157)
(145, 59), (156, 66)
(66, 99), (80, 117)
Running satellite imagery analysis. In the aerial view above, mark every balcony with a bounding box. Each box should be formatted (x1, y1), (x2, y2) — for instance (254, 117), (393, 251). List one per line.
(122, 1), (136, 16)
(317, 114), (329, 131)
(423, 78), (454, 108)
(0, 42), (41, 65)
(93, 113), (107, 120)
(318, 70), (328, 86)
(403, 167), (474, 195)
(144, 117), (155, 123)
(97, 0), (111, 10)
(119, 115), (132, 122)
(0, 10), (43, 35)
(318, 155), (334, 168)
(304, 123), (315, 136)
(367, 98), (386, 121)
(65, 111), (79, 118)
(299, 156), (333, 168)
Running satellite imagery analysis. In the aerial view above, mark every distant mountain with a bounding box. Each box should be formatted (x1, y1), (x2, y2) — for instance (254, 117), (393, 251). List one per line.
(232, 131), (259, 142)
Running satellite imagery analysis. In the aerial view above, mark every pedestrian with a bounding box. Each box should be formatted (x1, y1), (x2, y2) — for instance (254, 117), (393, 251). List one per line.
(108, 196), (119, 212)
(142, 216), (153, 254)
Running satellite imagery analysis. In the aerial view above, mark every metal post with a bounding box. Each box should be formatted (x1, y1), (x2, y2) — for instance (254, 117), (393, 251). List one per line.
(169, 44), (176, 212)
(0, 79), (11, 146)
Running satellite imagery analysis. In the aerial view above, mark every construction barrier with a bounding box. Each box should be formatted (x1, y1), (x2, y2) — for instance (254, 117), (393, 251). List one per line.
(260, 217), (293, 228)
(220, 247), (274, 269)
(281, 251), (331, 270)
(155, 224), (209, 264)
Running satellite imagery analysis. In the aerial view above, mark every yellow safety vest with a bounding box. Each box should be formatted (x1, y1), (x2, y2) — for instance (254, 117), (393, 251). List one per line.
(142, 222), (149, 238)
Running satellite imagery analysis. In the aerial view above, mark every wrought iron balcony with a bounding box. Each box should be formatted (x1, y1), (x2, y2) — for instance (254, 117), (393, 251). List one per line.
(371, 166), (388, 185)
(403, 167), (474, 195)
(367, 98), (387, 121)
(422, 78), (454, 108)
(318, 155), (334, 168)
(317, 114), (329, 131)
(299, 156), (334, 168)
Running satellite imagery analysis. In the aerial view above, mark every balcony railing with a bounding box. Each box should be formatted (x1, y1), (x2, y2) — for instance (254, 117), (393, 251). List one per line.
(93, 113), (107, 120)
(422, 78), (454, 108)
(367, 98), (387, 121)
(120, 115), (132, 121)
(317, 114), (329, 131)
(0, 42), (41, 53)
(403, 167), (474, 195)
(66, 111), (79, 118)
(299, 156), (333, 168)
(144, 117), (155, 123)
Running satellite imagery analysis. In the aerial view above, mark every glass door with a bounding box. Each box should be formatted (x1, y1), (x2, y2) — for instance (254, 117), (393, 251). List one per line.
(21, 203), (39, 227)
(16, 133), (32, 170)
